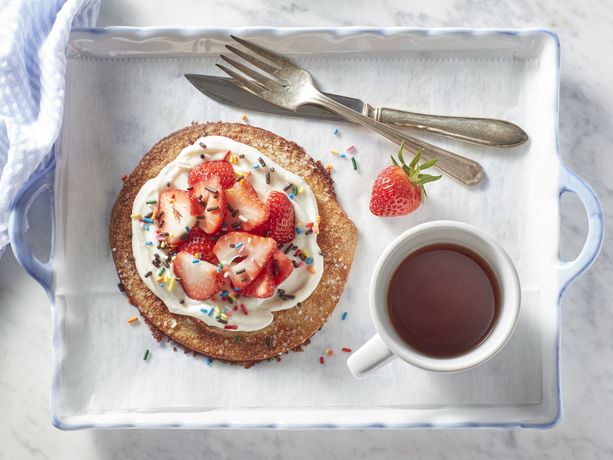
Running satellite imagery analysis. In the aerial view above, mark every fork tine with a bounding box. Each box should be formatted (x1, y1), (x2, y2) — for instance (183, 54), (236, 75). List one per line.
(220, 55), (282, 90)
(215, 64), (268, 95)
(230, 35), (293, 68)
(225, 44), (279, 75)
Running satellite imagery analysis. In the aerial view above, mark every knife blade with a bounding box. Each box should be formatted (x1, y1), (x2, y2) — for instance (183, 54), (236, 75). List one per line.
(185, 74), (359, 121)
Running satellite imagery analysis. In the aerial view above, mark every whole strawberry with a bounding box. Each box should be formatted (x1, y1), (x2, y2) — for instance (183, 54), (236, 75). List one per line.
(369, 144), (441, 217)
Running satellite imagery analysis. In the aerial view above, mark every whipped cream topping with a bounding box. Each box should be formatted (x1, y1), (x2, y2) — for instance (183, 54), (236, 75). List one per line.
(131, 136), (324, 331)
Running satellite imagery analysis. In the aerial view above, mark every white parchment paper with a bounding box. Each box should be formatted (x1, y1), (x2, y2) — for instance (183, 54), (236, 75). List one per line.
(52, 34), (559, 418)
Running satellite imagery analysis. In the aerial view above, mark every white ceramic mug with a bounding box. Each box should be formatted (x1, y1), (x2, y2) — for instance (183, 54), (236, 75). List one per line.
(347, 220), (521, 377)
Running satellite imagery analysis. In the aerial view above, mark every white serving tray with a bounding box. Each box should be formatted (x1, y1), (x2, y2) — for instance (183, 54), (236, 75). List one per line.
(8, 27), (603, 429)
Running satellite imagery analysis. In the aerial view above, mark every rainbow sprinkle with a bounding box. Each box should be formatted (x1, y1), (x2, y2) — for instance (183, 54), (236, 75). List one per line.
(127, 316), (138, 324)
(342, 347), (352, 353)
(206, 357), (213, 366)
(341, 311), (348, 321)
(333, 128), (339, 135)
(351, 157), (358, 171)
(143, 349), (150, 361)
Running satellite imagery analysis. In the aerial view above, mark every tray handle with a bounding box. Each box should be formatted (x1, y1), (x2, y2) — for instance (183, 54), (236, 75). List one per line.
(8, 159), (55, 297)
(558, 166), (604, 292)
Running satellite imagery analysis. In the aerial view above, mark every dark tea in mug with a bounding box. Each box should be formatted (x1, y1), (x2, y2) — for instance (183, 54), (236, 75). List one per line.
(387, 243), (500, 358)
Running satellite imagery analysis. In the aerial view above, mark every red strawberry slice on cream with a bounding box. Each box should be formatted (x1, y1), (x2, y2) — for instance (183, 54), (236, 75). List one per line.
(189, 176), (226, 234)
(271, 249), (295, 286)
(188, 160), (235, 189)
(242, 249), (294, 298)
(252, 191), (296, 244)
(158, 189), (196, 244)
(224, 180), (269, 231)
(175, 227), (217, 264)
(213, 232), (275, 288)
(173, 251), (224, 300)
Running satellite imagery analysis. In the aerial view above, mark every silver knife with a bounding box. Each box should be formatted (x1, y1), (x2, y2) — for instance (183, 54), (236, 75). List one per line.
(185, 74), (528, 148)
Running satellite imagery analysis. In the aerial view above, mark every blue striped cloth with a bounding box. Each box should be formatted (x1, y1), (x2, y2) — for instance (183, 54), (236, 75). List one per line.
(0, 0), (100, 257)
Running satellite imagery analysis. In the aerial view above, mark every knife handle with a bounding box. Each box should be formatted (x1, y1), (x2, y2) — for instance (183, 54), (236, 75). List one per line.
(365, 104), (528, 148)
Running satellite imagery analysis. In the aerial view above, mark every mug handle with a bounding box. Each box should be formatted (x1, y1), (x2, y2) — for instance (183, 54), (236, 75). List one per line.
(347, 334), (396, 378)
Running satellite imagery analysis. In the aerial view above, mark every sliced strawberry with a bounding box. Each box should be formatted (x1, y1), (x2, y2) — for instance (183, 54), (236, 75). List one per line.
(252, 191), (295, 244)
(242, 249), (294, 298)
(213, 232), (275, 288)
(188, 160), (235, 189)
(175, 227), (217, 263)
(189, 176), (226, 234)
(241, 258), (276, 298)
(173, 251), (224, 300)
(271, 249), (294, 286)
(224, 180), (269, 231)
(158, 189), (197, 244)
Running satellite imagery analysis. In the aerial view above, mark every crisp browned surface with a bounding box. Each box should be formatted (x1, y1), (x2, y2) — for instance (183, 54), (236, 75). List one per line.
(110, 122), (357, 366)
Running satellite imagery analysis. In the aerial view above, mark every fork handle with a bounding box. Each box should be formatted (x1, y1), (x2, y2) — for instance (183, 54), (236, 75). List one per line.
(311, 93), (484, 186)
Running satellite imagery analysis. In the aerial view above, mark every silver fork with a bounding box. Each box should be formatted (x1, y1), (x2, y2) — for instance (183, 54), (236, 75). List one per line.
(217, 35), (484, 186)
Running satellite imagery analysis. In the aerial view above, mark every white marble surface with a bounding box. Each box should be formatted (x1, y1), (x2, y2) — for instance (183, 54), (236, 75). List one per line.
(0, 0), (611, 458)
